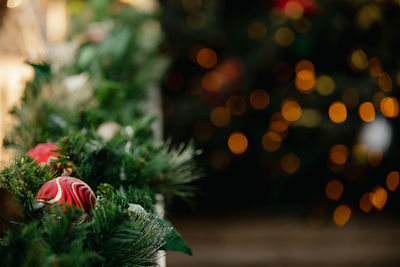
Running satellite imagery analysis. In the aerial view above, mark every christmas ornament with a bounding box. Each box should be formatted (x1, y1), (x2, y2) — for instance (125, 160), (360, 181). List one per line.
(27, 142), (59, 164)
(35, 176), (96, 213)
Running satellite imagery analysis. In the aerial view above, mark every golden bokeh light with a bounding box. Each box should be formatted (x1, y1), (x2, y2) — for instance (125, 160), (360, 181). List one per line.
(386, 171), (399, 191)
(325, 179), (344, 201)
(359, 193), (373, 213)
(262, 131), (282, 152)
(225, 95), (246, 116)
(370, 186), (387, 210)
(380, 97), (399, 118)
(358, 101), (375, 122)
(328, 101), (347, 123)
(281, 99), (302, 122)
(193, 120), (213, 142)
(210, 107), (230, 127)
(315, 75), (335, 96)
(367, 148), (382, 167)
(350, 49), (368, 70)
(295, 70), (315, 93)
(227, 132), (248, 154)
(368, 57), (383, 77)
(329, 144), (348, 165)
(342, 88), (359, 108)
(202, 70), (223, 92)
(333, 204), (351, 226)
(284, 1), (304, 19)
(280, 153), (300, 174)
(250, 89), (270, 110)
(210, 150), (230, 170)
(248, 21), (267, 39)
(197, 48), (217, 69)
(377, 72), (392, 92)
(274, 27), (295, 47)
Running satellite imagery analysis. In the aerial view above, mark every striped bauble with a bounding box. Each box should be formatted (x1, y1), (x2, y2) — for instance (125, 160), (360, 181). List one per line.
(35, 176), (96, 213)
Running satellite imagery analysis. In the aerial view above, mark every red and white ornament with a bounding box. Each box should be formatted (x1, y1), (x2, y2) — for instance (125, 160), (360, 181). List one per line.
(27, 142), (59, 164)
(35, 176), (96, 213)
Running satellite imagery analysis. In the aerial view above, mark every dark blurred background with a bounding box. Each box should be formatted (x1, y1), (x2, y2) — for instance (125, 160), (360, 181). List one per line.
(159, 0), (400, 218)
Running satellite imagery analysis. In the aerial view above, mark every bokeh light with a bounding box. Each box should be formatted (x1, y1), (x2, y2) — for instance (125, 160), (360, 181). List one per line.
(270, 112), (289, 133)
(227, 132), (248, 154)
(350, 49), (368, 70)
(250, 89), (270, 110)
(281, 99), (302, 122)
(380, 97), (399, 118)
(370, 186), (387, 210)
(386, 171), (399, 191)
(358, 101), (375, 122)
(359, 193), (373, 213)
(261, 131), (282, 152)
(325, 179), (344, 201)
(197, 48), (217, 69)
(274, 27), (295, 47)
(315, 75), (335, 96)
(295, 59), (314, 73)
(202, 70), (223, 91)
(295, 70), (315, 93)
(329, 101), (347, 123)
(329, 144), (348, 165)
(280, 153), (300, 174)
(333, 204), (351, 226)
(210, 107), (230, 127)
(369, 57), (383, 77)
(377, 72), (392, 92)
(284, 0), (304, 19)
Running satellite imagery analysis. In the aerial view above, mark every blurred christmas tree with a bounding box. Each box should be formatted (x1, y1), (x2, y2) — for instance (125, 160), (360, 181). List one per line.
(160, 0), (400, 225)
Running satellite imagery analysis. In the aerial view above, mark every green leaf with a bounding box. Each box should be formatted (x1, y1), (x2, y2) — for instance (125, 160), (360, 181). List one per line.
(128, 204), (192, 255)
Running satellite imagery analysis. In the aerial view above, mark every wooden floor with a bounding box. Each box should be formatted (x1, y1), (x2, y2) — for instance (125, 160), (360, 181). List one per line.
(167, 213), (400, 267)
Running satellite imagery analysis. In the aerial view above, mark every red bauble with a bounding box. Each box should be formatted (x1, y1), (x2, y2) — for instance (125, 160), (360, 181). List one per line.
(27, 142), (59, 164)
(35, 176), (96, 213)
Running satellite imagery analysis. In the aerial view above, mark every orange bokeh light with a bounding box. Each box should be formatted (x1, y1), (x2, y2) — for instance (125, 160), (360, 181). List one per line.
(358, 101), (375, 122)
(360, 192), (373, 213)
(262, 131), (282, 152)
(281, 99), (302, 122)
(295, 70), (315, 93)
(197, 48), (217, 69)
(333, 204), (351, 226)
(325, 179), (344, 201)
(227, 132), (248, 154)
(380, 97), (399, 118)
(329, 144), (348, 165)
(280, 153), (300, 174)
(295, 59), (315, 74)
(250, 89), (270, 110)
(370, 186), (387, 210)
(202, 71), (223, 92)
(329, 102), (347, 123)
(386, 171), (399, 191)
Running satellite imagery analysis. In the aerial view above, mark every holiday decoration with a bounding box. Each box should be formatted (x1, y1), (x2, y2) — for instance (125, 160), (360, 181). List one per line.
(27, 142), (59, 164)
(35, 176), (96, 213)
